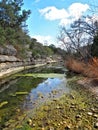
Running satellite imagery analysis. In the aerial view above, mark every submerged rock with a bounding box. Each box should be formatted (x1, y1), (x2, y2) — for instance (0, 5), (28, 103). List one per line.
(49, 126), (55, 130)
(75, 114), (82, 119)
(91, 108), (96, 112)
(94, 122), (98, 128)
(87, 112), (93, 116)
(65, 125), (71, 129)
(27, 118), (32, 126)
(32, 123), (36, 127)
(41, 127), (45, 130)
(93, 114), (98, 118)
(37, 92), (44, 98)
(16, 109), (21, 113)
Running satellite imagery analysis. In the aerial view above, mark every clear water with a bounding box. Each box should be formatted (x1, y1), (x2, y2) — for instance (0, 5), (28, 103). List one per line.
(0, 65), (68, 127)
(22, 77), (69, 110)
(0, 65), (98, 130)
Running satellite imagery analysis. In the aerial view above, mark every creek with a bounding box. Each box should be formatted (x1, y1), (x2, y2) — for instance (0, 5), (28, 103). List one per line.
(0, 64), (67, 128)
(0, 64), (98, 130)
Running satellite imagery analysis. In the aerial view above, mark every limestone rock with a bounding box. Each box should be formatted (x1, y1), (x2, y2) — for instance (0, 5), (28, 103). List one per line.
(0, 45), (17, 56)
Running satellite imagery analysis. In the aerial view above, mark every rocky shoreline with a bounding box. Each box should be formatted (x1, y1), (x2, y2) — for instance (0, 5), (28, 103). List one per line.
(0, 63), (46, 79)
(77, 77), (98, 96)
(0, 45), (58, 82)
(0, 60), (58, 87)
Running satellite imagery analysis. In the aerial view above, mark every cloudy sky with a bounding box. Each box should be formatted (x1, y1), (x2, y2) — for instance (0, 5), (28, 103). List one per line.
(23, 0), (98, 46)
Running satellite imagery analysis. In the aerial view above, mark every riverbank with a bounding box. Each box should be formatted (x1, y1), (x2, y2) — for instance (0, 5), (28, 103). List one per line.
(65, 57), (98, 78)
(65, 58), (98, 96)
(77, 77), (98, 95)
(0, 63), (48, 87)
(0, 60), (58, 81)
(0, 63), (46, 80)
(0, 60), (58, 87)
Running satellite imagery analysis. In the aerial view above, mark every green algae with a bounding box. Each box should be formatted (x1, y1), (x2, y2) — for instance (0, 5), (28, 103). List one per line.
(0, 68), (98, 130)
(1, 78), (98, 130)
(9, 92), (28, 97)
(15, 91), (28, 95)
(0, 77), (44, 129)
(15, 73), (64, 78)
(15, 124), (32, 130)
(20, 77), (98, 130)
(0, 101), (8, 108)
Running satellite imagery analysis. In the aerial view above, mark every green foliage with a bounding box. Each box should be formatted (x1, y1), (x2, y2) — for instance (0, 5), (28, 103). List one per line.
(0, 0), (32, 58)
(49, 44), (66, 58)
(16, 44), (28, 58)
(0, 25), (17, 45)
(44, 46), (54, 56)
(15, 124), (32, 130)
(91, 33), (98, 57)
(30, 38), (54, 58)
(0, 0), (65, 59)
(0, 26), (6, 44)
(0, 0), (31, 29)
(5, 27), (16, 44)
(49, 44), (57, 53)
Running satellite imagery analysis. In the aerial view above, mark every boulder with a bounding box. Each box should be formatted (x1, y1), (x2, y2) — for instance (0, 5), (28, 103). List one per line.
(0, 45), (17, 56)
(0, 55), (18, 62)
(0, 63), (7, 69)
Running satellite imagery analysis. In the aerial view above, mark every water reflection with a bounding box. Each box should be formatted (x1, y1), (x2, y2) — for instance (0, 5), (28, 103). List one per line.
(0, 65), (68, 127)
(23, 77), (69, 110)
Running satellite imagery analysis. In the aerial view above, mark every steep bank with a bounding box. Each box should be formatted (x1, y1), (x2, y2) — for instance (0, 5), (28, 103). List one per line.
(0, 45), (57, 82)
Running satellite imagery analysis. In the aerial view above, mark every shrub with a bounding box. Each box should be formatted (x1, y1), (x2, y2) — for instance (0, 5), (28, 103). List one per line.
(65, 57), (98, 78)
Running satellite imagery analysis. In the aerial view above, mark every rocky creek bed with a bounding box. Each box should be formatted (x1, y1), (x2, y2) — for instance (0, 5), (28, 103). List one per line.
(22, 78), (98, 130)
(0, 66), (98, 130)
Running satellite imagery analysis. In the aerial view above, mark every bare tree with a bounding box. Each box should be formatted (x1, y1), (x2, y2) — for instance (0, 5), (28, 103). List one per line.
(58, 16), (98, 59)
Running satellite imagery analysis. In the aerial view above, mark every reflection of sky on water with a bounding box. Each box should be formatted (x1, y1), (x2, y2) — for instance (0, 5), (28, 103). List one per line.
(32, 78), (62, 96)
(23, 77), (69, 110)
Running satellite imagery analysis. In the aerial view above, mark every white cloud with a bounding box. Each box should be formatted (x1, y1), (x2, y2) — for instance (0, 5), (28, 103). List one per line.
(68, 3), (89, 20)
(59, 18), (72, 26)
(32, 35), (56, 46)
(39, 3), (89, 26)
(39, 6), (68, 20)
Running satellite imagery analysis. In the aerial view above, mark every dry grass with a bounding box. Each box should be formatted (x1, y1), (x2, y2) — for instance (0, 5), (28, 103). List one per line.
(65, 57), (98, 78)
(65, 58), (85, 74)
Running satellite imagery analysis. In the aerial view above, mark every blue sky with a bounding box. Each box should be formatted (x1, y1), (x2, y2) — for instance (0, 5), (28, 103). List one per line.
(23, 0), (98, 46)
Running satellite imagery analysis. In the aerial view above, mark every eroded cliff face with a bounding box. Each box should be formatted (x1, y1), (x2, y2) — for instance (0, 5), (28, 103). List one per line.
(0, 45), (17, 56)
(0, 45), (35, 72)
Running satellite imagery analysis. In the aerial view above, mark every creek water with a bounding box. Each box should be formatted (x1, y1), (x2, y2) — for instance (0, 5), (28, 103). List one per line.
(0, 65), (98, 130)
(0, 65), (68, 128)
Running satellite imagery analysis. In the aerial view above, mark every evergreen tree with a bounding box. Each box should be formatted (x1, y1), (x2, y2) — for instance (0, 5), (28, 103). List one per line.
(0, 0), (31, 29)
(0, 0), (31, 45)
(91, 33), (98, 57)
